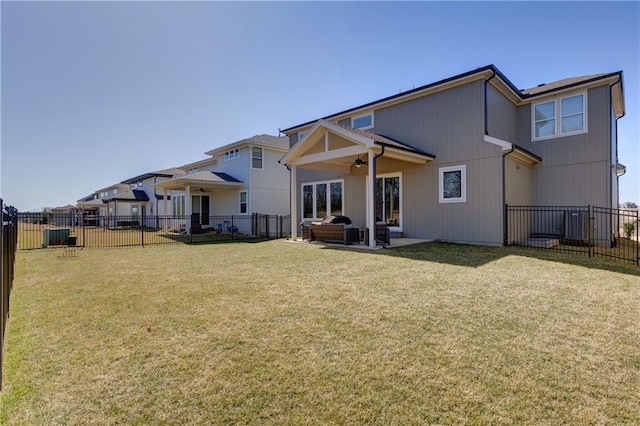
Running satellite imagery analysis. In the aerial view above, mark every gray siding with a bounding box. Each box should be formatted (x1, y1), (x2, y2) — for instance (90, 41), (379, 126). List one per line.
(338, 118), (351, 127)
(517, 85), (612, 207)
(505, 158), (533, 206)
(372, 80), (504, 244)
(290, 133), (298, 147)
(487, 85), (518, 142)
(293, 80), (505, 244)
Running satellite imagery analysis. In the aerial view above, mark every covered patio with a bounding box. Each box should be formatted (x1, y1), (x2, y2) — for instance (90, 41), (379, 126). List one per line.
(280, 119), (435, 248)
(154, 171), (243, 234)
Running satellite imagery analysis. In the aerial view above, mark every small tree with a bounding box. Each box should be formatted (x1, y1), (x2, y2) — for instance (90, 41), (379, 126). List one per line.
(40, 208), (50, 225)
(623, 222), (635, 239)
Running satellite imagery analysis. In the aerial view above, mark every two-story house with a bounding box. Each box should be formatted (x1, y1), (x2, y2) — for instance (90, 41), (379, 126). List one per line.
(279, 65), (626, 248)
(155, 134), (290, 234)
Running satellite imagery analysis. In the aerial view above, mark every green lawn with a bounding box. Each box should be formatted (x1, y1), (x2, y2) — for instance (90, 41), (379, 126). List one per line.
(1, 241), (639, 424)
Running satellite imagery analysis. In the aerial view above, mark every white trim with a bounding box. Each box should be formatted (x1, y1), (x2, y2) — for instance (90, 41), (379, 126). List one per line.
(532, 91), (588, 141)
(376, 172), (403, 232)
(352, 112), (374, 130)
(295, 145), (371, 166)
(439, 165), (467, 203)
(483, 134), (512, 150)
(300, 179), (344, 221)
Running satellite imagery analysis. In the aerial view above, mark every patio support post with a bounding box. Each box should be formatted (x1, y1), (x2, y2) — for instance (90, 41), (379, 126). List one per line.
(368, 154), (376, 248)
(185, 185), (192, 234)
(290, 165), (298, 240)
(162, 189), (168, 233)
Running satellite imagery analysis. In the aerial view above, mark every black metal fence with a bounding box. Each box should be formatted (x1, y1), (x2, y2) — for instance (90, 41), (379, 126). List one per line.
(1, 199), (19, 390)
(17, 211), (291, 250)
(506, 205), (639, 265)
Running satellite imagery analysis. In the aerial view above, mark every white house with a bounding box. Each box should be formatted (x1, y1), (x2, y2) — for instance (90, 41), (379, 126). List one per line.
(155, 134), (290, 234)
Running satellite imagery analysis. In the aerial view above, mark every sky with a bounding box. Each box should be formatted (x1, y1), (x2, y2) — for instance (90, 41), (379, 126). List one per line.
(1, 1), (638, 211)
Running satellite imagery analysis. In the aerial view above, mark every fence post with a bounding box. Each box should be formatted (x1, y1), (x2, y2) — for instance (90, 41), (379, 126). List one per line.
(503, 204), (508, 246)
(141, 205), (145, 247)
(636, 209), (639, 266)
(587, 204), (596, 257)
(265, 214), (269, 239)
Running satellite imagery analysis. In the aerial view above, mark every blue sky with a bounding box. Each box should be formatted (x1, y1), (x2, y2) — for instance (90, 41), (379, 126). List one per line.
(1, 1), (638, 211)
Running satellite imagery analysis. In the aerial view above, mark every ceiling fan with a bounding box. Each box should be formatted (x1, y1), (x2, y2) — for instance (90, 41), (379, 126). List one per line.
(347, 155), (368, 168)
(198, 187), (210, 193)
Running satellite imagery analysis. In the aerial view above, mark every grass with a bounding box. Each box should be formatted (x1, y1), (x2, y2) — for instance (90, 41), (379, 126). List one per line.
(1, 241), (639, 424)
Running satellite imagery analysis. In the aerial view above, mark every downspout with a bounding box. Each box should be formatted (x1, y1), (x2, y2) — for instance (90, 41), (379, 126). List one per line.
(502, 146), (515, 246)
(485, 68), (510, 245)
(484, 68), (496, 135)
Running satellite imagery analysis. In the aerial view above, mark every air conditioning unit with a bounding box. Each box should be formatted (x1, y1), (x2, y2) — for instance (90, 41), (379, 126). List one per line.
(563, 211), (589, 242)
(43, 228), (70, 247)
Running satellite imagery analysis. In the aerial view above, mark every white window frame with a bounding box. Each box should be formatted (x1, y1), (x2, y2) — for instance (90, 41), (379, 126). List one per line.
(351, 112), (374, 130)
(224, 148), (240, 161)
(301, 179), (344, 220)
(239, 190), (248, 215)
(531, 92), (587, 141)
(172, 194), (185, 216)
(439, 165), (467, 203)
(376, 172), (403, 232)
(251, 147), (263, 170)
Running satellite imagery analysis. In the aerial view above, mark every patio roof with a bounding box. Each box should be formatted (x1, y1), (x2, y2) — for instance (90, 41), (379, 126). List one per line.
(107, 189), (150, 202)
(280, 119), (435, 171)
(154, 171), (244, 191)
(78, 198), (106, 208)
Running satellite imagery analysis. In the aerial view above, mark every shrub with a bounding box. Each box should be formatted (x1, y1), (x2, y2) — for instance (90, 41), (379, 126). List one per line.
(623, 222), (635, 239)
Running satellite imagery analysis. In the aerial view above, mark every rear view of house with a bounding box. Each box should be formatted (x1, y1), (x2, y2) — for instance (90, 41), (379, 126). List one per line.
(280, 65), (626, 248)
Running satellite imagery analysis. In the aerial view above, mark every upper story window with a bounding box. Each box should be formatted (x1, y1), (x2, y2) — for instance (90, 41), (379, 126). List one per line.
(224, 149), (240, 161)
(188, 168), (198, 175)
(298, 132), (307, 142)
(352, 113), (374, 130)
(251, 147), (263, 169)
(532, 93), (586, 141)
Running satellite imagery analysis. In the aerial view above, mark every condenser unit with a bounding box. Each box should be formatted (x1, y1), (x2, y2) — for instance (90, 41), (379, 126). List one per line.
(43, 228), (70, 247)
(563, 211), (589, 242)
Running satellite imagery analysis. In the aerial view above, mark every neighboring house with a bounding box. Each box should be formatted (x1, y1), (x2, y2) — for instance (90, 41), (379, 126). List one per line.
(77, 183), (129, 226)
(77, 169), (187, 228)
(49, 204), (81, 227)
(155, 134), (290, 233)
(279, 64), (626, 248)
(118, 167), (187, 227)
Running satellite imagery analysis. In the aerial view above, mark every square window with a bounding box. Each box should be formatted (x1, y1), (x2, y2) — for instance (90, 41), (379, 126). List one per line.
(439, 165), (466, 203)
